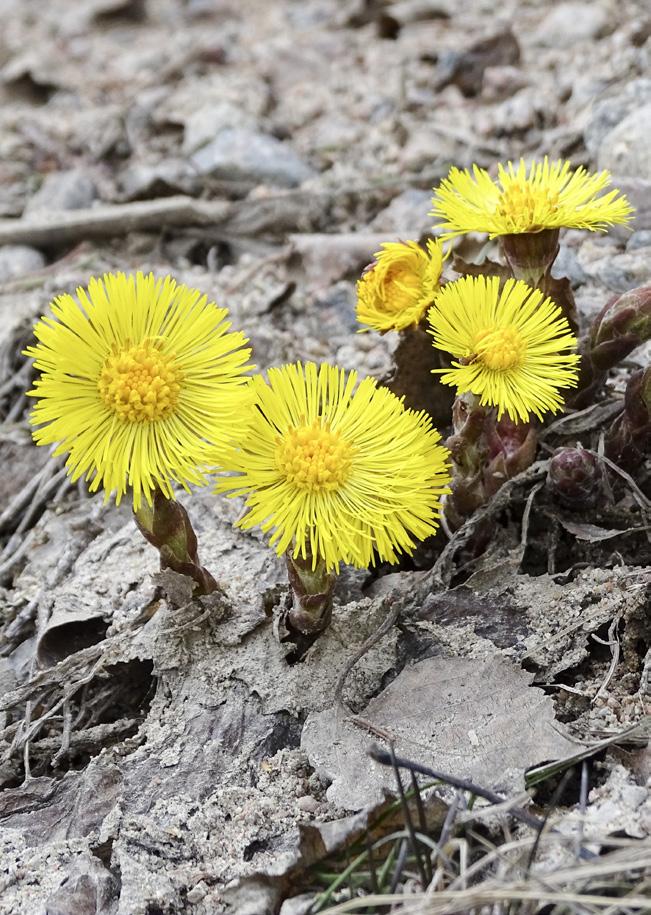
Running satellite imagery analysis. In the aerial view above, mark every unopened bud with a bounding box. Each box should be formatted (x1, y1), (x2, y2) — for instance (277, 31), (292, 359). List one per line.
(547, 446), (603, 508)
(605, 367), (651, 470)
(590, 285), (651, 371)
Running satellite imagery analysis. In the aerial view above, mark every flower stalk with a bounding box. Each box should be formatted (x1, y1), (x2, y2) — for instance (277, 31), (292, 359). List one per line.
(134, 487), (219, 597)
(284, 548), (335, 636)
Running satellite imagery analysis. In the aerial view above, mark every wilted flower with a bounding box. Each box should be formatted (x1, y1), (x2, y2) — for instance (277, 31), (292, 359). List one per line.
(427, 275), (580, 422)
(215, 361), (451, 571)
(25, 272), (253, 510)
(431, 158), (633, 239)
(356, 239), (444, 332)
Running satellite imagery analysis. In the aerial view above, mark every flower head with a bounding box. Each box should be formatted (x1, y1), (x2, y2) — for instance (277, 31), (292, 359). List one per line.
(25, 272), (253, 510)
(215, 361), (451, 571)
(427, 276), (580, 422)
(431, 158), (633, 238)
(356, 239), (444, 332)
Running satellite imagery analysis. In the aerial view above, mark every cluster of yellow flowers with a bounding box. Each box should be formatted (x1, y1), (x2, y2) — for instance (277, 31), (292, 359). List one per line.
(26, 274), (450, 574)
(24, 158), (632, 587)
(357, 157), (632, 421)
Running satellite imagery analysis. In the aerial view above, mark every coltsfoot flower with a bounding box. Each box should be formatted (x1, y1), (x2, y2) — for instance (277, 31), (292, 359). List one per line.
(427, 275), (580, 422)
(215, 361), (451, 571)
(431, 158), (633, 239)
(356, 239), (444, 332)
(25, 272), (253, 510)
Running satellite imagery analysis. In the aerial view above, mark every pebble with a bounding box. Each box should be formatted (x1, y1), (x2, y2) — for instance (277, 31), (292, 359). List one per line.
(190, 128), (315, 188)
(0, 244), (45, 282)
(532, 2), (612, 48)
(370, 188), (432, 236)
(297, 795), (319, 814)
(598, 102), (651, 180)
(621, 785), (648, 809)
(584, 78), (651, 158)
(24, 168), (97, 214)
(626, 229), (651, 250)
(186, 882), (208, 904)
(119, 158), (200, 199)
(182, 101), (258, 156)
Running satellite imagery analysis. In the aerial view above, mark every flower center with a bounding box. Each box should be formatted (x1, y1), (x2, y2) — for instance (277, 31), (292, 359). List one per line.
(495, 182), (560, 231)
(98, 340), (182, 422)
(381, 264), (422, 314)
(473, 326), (526, 371)
(276, 420), (354, 492)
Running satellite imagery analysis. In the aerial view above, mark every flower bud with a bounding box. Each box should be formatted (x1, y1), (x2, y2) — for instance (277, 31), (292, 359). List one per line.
(590, 285), (651, 371)
(605, 367), (651, 470)
(547, 446), (603, 508)
(571, 284), (651, 407)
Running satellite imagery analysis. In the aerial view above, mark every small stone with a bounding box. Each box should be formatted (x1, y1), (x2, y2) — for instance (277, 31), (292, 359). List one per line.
(191, 128), (315, 188)
(598, 103), (651, 180)
(296, 795), (319, 814)
(585, 78), (651, 158)
(626, 229), (651, 250)
(482, 65), (528, 101)
(370, 189), (432, 236)
(532, 2), (612, 48)
(0, 244), (45, 282)
(25, 168), (97, 214)
(621, 785), (648, 809)
(551, 245), (587, 287)
(186, 881), (208, 904)
(182, 101), (257, 156)
(120, 158), (199, 200)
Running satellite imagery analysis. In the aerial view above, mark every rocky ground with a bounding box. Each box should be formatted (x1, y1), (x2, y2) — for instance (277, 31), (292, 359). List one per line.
(0, 1), (649, 913)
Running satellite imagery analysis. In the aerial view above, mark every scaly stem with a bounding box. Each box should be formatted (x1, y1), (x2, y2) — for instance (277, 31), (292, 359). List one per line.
(134, 487), (218, 597)
(285, 547), (334, 636)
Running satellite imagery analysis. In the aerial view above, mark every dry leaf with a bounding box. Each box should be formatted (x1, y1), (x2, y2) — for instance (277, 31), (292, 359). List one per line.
(302, 656), (576, 809)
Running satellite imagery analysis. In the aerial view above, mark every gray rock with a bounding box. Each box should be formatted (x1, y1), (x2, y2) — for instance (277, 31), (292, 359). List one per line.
(0, 244), (45, 281)
(585, 78), (651, 157)
(25, 168), (97, 214)
(551, 245), (587, 287)
(190, 128), (315, 188)
(627, 229), (651, 250)
(598, 102), (651, 180)
(370, 188), (433, 236)
(182, 101), (258, 156)
(119, 158), (200, 199)
(605, 177), (651, 241)
(532, 2), (612, 48)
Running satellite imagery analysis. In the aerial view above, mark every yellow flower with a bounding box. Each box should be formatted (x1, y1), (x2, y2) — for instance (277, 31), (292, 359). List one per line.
(431, 158), (633, 238)
(356, 239), (444, 332)
(215, 362), (451, 571)
(25, 272), (254, 510)
(427, 275), (580, 422)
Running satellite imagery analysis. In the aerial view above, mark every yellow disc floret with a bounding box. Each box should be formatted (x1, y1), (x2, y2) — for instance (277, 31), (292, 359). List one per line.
(494, 181), (560, 235)
(98, 341), (182, 422)
(356, 239), (444, 332)
(431, 158), (633, 239)
(428, 275), (580, 422)
(473, 326), (526, 372)
(276, 421), (353, 492)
